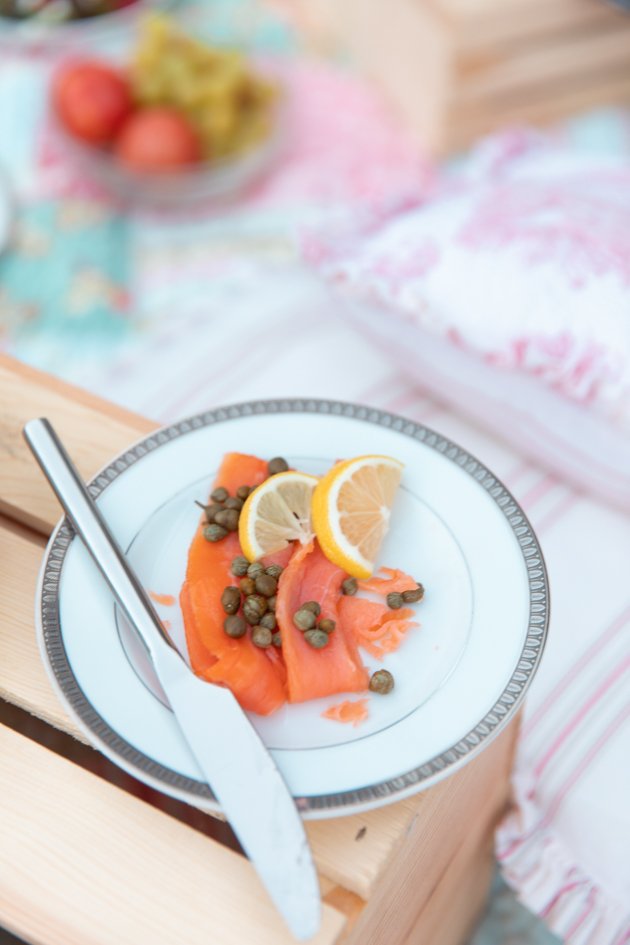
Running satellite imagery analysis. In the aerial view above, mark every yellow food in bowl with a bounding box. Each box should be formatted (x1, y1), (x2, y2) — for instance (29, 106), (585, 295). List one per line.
(130, 14), (277, 161)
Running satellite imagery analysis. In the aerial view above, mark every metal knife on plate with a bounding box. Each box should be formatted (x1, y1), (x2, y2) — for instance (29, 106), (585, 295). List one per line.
(24, 417), (321, 942)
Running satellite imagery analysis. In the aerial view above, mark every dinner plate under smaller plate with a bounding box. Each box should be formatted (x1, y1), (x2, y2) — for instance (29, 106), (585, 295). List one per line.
(36, 399), (549, 818)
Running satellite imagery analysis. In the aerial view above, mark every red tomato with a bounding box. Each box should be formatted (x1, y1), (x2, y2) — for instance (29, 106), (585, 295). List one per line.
(115, 109), (203, 172)
(53, 61), (133, 145)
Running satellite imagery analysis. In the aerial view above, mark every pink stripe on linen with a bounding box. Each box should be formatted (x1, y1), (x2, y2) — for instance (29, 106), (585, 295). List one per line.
(521, 601), (630, 741)
(565, 889), (599, 942)
(502, 461), (534, 489)
(540, 881), (593, 921)
(156, 310), (307, 419)
(532, 650), (630, 779)
(358, 372), (406, 405)
(518, 473), (560, 512)
(534, 491), (581, 536)
(546, 698), (630, 822)
(382, 387), (431, 416)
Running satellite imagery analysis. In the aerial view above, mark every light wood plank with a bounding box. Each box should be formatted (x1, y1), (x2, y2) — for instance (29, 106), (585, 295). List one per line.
(306, 796), (421, 900)
(430, 0), (624, 54)
(340, 717), (518, 945)
(0, 353), (157, 536)
(403, 829), (494, 945)
(289, 0), (452, 151)
(452, 26), (630, 101)
(0, 515), (84, 740)
(445, 70), (630, 151)
(0, 723), (346, 945)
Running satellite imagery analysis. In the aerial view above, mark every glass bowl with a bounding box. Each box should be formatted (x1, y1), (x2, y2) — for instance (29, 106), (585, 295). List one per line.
(53, 95), (286, 211)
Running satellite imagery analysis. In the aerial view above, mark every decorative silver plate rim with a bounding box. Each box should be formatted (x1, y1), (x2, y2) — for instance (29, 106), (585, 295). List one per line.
(38, 398), (550, 815)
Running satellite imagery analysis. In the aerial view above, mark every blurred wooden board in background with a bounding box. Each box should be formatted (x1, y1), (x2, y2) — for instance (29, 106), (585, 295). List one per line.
(286, 0), (630, 152)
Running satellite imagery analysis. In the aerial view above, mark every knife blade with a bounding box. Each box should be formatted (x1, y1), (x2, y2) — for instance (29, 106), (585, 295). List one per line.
(24, 417), (321, 942)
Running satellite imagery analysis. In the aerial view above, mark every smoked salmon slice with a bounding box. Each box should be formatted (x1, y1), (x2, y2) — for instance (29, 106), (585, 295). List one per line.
(180, 453), (287, 716)
(276, 540), (369, 703)
(212, 451), (268, 495)
(338, 595), (419, 660)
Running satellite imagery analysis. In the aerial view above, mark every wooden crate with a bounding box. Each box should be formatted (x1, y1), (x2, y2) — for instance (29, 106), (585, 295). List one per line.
(0, 353), (520, 945)
(286, 0), (630, 153)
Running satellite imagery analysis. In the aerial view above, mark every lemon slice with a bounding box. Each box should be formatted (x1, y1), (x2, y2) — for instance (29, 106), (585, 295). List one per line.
(311, 455), (404, 579)
(239, 471), (319, 561)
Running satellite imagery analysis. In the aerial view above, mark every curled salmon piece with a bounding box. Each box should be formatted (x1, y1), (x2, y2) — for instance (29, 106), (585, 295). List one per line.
(338, 596), (419, 660)
(357, 567), (417, 595)
(322, 698), (370, 727)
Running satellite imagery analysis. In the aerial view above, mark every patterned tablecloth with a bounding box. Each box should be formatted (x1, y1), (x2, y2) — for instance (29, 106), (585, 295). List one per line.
(2, 3), (630, 943)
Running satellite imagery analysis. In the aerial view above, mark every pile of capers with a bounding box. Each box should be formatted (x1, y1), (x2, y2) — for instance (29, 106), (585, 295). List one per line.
(200, 456), (289, 543)
(386, 584), (424, 609)
(293, 601), (336, 649)
(221, 557), (284, 648)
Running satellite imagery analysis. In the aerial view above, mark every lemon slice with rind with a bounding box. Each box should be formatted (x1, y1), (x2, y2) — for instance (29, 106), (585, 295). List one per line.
(239, 470), (318, 561)
(311, 455), (404, 579)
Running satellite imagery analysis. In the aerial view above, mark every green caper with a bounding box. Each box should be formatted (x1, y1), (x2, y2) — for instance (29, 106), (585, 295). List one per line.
(304, 629), (329, 649)
(265, 564), (284, 580)
(260, 612), (277, 631)
(294, 609), (317, 631)
(252, 626), (273, 648)
(231, 556), (250, 577)
(247, 561), (265, 579)
(266, 595), (277, 613)
(318, 618), (336, 634)
(255, 574), (277, 598)
(239, 576), (256, 597)
(387, 592), (404, 610)
(369, 670), (394, 694)
(243, 594), (267, 625)
(236, 485), (251, 500)
(211, 486), (229, 503)
(402, 584), (425, 603)
(224, 496), (243, 511)
(214, 508), (240, 532)
(341, 577), (358, 596)
(203, 523), (227, 543)
(223, 615), (247, 639)
(267, 457), (289, 476)
(199, 501), (225, 523)
(221, 586), (241, 615)
(271, 632), (282, 647)
(301, 601), (321, 616)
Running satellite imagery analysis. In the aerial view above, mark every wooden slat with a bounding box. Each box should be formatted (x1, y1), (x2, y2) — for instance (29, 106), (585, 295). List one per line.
(445, 70), (630, 151)
(289, 0), (630, 154)
(0, 514), (84, 740)
(428, 0), (626, 52)
(0, 723), (346, 945)
(452, 25), (630, 102)
(340, 717), (518, 945)
(403, 831), (494, 945)
(0, 354), (157, 536)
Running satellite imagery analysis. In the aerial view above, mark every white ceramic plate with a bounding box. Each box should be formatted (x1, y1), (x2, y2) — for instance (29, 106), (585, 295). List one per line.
(36, 399), (549, 819)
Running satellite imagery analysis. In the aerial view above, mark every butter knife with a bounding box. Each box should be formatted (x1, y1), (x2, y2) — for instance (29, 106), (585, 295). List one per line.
(24, 418), (321, 942)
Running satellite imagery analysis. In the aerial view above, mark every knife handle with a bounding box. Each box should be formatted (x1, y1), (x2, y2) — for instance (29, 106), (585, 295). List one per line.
(23, 417), (172, 656)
